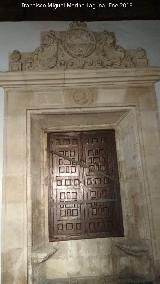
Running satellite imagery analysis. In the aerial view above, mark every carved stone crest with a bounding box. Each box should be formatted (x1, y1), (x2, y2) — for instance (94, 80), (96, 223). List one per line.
(63, 22), (96, 58)
(9, 21), (149, 71)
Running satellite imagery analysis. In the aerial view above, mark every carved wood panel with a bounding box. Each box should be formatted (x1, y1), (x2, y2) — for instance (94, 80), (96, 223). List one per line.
(48, 130), (124, 241)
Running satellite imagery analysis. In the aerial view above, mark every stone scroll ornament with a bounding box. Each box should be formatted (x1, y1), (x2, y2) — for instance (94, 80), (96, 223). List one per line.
(9, 21), (149, 71)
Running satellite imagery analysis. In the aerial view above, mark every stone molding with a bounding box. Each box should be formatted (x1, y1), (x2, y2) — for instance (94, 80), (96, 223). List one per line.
(9, 21), (149, 72)
(1, 68), (160, 87)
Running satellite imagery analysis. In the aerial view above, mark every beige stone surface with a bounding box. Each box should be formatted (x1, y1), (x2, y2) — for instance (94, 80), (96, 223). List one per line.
(0, 68), (160, 283)
(46, 239), (112, 279)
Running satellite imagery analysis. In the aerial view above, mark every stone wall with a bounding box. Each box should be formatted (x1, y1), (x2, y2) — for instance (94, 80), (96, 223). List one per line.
(1, 68), (160, 283)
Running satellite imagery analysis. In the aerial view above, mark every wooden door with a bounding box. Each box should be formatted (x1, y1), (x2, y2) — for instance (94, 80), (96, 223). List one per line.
(48, 130), (124, 241)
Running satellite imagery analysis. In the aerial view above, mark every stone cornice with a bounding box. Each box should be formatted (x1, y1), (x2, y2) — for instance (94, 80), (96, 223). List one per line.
(0, 68), (160, 88)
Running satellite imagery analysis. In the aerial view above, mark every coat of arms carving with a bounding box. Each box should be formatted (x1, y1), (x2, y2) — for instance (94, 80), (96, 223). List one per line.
(9, 21), (149, 71)
(63, 22), (96, 58)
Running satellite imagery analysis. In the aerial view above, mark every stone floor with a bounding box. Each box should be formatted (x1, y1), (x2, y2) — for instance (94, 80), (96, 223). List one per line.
(45, 278), (114, 284)
(45, 276), (153, 284)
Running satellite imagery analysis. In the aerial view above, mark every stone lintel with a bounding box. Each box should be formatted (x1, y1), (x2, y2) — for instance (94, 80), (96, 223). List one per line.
(0, 68), (160, 88)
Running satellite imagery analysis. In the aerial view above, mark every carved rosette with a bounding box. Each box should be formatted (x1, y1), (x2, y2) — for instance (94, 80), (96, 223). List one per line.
(9, 21), (149, 72)
(65, 88), (96, 107)
(73, 89), (95, 105)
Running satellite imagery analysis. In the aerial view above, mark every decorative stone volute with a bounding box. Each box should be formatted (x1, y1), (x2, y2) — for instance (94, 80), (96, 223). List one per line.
(9, 21), (149, 71)
(115, 240), (149, 257)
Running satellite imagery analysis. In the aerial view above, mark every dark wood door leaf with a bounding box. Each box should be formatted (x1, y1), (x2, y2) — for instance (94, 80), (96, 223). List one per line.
(48, 130), (124, 242)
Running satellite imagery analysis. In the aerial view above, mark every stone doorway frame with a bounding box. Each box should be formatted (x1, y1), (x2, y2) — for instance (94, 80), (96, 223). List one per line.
(29, 104), (155, 283)
(1, 68), (160, 283)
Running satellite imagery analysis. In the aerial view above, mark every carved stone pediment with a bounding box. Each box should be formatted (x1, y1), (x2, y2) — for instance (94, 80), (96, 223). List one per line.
(9, 21), (149, 71)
